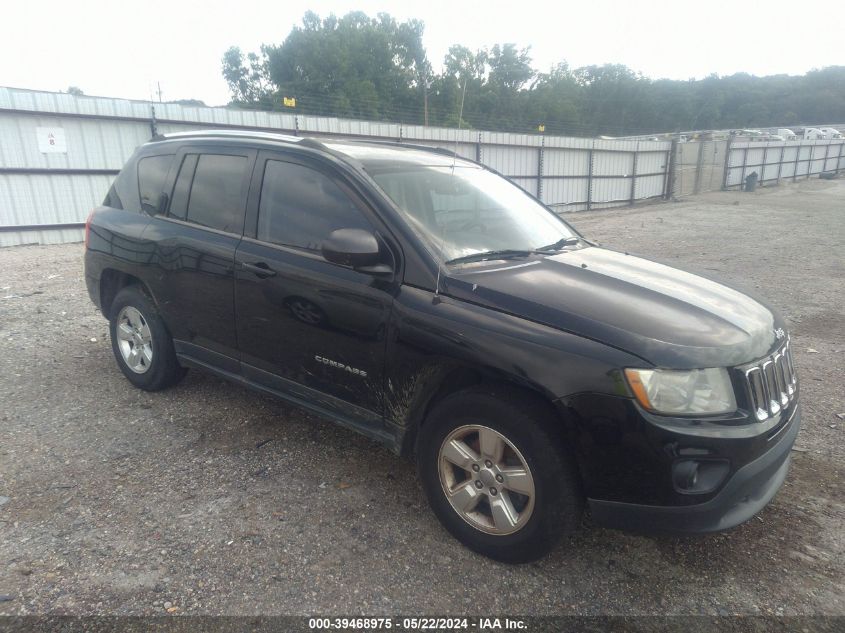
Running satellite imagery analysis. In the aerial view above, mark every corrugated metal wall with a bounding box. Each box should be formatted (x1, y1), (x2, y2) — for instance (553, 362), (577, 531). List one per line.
(0, 87), (672, 246)
(725, 140), (845, 188)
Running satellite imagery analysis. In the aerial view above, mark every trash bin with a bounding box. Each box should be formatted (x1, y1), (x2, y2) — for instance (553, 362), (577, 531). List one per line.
(744, 171), (758, 192)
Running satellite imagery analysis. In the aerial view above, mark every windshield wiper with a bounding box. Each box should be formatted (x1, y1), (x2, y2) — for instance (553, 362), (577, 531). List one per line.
(445, 239), (581, 265)
(536, 236), (580, 252)
(445, 249), (536, 265)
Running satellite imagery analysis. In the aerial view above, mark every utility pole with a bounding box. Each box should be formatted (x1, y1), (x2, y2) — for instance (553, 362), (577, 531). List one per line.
(156, 82), (163, 103)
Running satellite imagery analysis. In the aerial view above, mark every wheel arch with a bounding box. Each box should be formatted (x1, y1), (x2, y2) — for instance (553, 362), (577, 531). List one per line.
(396, 361), (576, 460)
(99, 268), (153, 318)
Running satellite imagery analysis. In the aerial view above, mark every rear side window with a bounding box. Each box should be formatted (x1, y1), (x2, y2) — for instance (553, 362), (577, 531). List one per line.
(137, 155), (173, 213)
(167, 154), (248, 233)
(257, 160), (372, 251)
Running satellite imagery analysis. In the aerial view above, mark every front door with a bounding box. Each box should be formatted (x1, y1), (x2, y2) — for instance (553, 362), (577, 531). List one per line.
(234, 151), (396, 421)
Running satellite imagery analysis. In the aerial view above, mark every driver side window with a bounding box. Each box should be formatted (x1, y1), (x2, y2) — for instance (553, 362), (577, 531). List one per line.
(257, 160), (373, 251)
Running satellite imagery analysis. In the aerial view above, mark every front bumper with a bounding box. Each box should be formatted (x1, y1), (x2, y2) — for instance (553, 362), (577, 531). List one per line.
(588, 404), (800, 533)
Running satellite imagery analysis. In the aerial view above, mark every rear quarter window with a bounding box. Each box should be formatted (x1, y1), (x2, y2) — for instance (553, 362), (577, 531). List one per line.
(105, 166), (138, 212)
(102, 183), (123, 209)
(137, 154), (174, 213)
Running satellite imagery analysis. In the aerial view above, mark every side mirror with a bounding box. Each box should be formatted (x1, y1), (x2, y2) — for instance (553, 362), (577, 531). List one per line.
(322, 229), (392, 276)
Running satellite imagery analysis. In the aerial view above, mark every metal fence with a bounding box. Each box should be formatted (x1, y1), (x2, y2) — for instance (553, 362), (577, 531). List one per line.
(724, 139), (845, 189)
(668, 138), (845, 196)
(0, 87), (672, 247)
(672, 140), (729, 197)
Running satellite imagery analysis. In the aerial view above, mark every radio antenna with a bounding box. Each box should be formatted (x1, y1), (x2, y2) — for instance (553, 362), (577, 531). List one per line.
(434, 254), (443, 301)
(452, 79), (467, 169)
(435, 79), (468, 302)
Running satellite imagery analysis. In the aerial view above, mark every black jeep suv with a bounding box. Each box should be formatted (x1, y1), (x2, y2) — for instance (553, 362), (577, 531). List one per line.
(84, 130), (800, 562)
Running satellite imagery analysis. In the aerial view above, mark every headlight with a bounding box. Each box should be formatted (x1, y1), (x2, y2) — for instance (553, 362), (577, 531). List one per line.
(624, 367), (736, 416)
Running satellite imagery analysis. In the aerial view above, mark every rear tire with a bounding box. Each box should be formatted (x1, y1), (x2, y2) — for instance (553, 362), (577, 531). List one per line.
(418, 385), (582, 563)
(108, 286), (186, 391)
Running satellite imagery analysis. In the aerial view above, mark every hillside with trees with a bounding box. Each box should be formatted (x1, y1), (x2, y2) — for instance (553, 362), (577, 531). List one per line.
(222, 11), (845, 137)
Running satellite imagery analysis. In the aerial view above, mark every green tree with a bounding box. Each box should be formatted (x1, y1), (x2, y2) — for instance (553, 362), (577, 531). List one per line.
(487, 44), (534, 92)
(528, 63), (581, 134)
(221, 46), (273, 106)
(168, 99), (208, 107)
(258, 11), (429, 120)
(221, 11), (845, 136)
(429, 45), (487, 127)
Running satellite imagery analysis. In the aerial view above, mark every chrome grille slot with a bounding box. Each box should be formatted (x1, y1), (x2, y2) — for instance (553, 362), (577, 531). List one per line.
(745, 366), (768, 421)
(762, 361), (781, 416)
(772, 353), (788, 406)
(787, 345), (797, 383)
(776, 352), (793, 398)
(740, 339), (798, 421)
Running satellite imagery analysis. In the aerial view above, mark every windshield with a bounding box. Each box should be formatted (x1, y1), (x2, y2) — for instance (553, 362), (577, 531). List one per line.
(367, 165), (576, 263)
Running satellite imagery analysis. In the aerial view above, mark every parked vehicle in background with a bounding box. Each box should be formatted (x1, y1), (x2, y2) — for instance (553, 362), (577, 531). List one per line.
(777, 128), (798, 141)
(818, 127), (843, 140)
(83, 130), (801, 562)
(731, 129), (776, 142)
(803, 127), (825, 140)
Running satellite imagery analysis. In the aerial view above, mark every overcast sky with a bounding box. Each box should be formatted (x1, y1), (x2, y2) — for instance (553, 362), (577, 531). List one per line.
(2, 0), (843, 106)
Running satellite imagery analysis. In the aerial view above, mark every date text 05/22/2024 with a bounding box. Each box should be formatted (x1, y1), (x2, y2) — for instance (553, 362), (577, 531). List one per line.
(308, 617), (527, 630)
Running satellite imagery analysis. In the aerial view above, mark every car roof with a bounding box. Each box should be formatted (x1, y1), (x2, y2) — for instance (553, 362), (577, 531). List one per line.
(153, 129), (478, 169)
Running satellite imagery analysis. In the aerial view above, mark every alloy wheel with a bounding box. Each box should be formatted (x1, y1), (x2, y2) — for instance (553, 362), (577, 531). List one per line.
(115, 306), (153, 374)
(438, 424), (536, 535)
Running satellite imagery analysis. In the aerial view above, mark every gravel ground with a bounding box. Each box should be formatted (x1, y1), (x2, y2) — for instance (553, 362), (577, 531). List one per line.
(0, 178), (843, 617)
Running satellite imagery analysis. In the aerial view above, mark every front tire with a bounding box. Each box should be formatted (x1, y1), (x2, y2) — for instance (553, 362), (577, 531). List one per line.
(418, 385), (582, 563)
(108, 286), (186, 391)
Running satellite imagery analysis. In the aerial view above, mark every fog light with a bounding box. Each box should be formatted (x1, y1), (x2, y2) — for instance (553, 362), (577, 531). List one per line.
(672, 459), (730, 494)
(673, 460), (700, 491)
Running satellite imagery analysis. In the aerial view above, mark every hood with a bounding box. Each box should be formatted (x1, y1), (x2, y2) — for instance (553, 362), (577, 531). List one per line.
(444, 246), (784, 368)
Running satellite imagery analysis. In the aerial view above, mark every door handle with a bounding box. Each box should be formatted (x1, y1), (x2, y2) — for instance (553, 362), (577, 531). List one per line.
(240, 261), (277, 278)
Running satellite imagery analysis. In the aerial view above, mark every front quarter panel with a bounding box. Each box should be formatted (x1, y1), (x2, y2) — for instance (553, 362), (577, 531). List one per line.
(385, 285), (644, 436)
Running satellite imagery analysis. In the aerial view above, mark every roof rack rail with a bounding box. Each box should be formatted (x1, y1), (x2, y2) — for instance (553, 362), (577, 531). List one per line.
(151, 131), (468, 161)
(350, 139), (461, 158)
(298, 137), (328, 150)
(157, 129), (303, 144)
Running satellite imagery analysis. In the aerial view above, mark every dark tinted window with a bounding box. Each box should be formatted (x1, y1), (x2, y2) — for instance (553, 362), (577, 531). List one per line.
(258, 160), (372, 250)
(102, 184), (123, 210)
(168, 154), (198, 220)
(183, 154), (248, 233)
(137, 155), (173, 213)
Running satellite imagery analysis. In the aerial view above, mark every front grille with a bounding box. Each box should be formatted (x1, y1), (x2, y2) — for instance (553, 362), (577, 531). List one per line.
(742, 339), (797, 421)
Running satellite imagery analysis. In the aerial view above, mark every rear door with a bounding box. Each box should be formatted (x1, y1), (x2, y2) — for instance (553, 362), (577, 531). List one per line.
(142, 145), (256, 368)
(234, 151), (396, 421)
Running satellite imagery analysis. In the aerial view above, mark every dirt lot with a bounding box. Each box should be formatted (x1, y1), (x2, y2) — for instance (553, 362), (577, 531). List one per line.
(0, 178), (843, 617)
